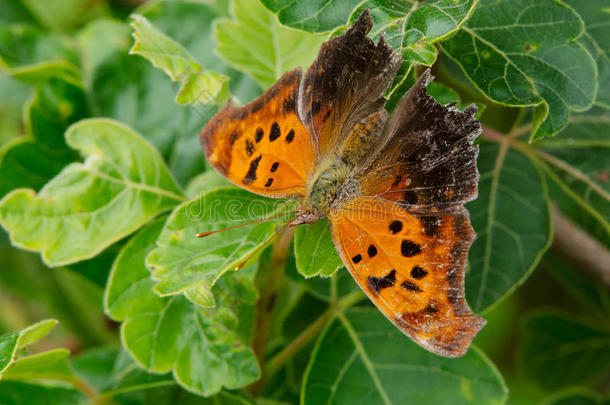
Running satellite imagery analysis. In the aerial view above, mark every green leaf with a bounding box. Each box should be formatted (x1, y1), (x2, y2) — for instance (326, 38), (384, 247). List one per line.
(129, 14), (229, 106)
(105, 219), (261, 396)
(260, 0), (361, 32)
(146, 188), (292, 306)
(294, 218), (343, 277)
(378, 0), (477, 107)
(285, 243), (359, 302)
(520, 311), (610, 389)
(442, 0), (598, 140)
(20, 0), (96, 32)
(75, 7), (252, 186)
(0, 77), (86, 198)
(563, 0), (610, 109)
(534, 108), (610, 246)
(0, 381), (84, 405)
(544, 252), (610, 320)
(303, 308), (507, 405)
(466, 142), (551, 313)
(215, 0), (324, 88)
(185, 171), (233, 199)
(542, 387), (607, 405)
(71, 347), (174, 396)
(0, 118), (184, 266)
(0, 22), (80, 84)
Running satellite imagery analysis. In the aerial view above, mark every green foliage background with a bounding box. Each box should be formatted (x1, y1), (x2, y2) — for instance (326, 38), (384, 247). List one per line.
(0, 0), (608, 404)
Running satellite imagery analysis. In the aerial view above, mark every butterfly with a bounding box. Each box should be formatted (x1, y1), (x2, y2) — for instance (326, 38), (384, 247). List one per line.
(200, 9), (485, 357)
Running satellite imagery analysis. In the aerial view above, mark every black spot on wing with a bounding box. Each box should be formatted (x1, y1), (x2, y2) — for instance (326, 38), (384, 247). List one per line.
(401, 240), (422, 257)
(229, 132), (239, 146)
(352, 254), (362, 264)
(269, 122), (281, 141)
(255, 128), (264, 143)
(389, 220), (403, 234)
(245, 139), (254, 156)
(368, 270), (396, 293)
(285, 129), (295, 144)
(401, 281), (422, 292)
(410, 266), (428, 279)
(265, 178), (274, 187)
(367, 245), (377, 258)
(243, 154), (262, 185)
(270, 162), (279, 172)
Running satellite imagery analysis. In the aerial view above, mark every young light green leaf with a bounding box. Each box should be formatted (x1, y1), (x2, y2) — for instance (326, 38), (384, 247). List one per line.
(1, 349), (74, 382)
(563, 0), (610, 109)
(15, 319), (58, 348)
(466, 142), (551, 313)
(442, 0), (598, 140)
(294, 218), (343, 277)
(303, 308), (507, 405)
(105, 219), (261, 396)
(520, 311), (610, 389)
(534, 108), (610, 246)
(130, 14), (229, 106)
(146, 188), (293, 306)
(0, 319), (59, 377)
(215, 0), (325, 88)
(0, 118), (184, 267)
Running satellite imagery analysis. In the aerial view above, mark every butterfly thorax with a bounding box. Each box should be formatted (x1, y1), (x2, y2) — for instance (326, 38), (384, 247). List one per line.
(295, 158), (353, 225)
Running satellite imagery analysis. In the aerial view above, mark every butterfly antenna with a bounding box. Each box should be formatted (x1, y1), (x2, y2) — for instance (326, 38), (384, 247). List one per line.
(196, 211), (294, 238)
(234, 218), (295, 271)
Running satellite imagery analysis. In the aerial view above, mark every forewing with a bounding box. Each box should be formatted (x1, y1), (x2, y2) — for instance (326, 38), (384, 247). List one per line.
(298, 10), (401, 157)
(329, 198), (485, 357)
(201, 69), (315, 198)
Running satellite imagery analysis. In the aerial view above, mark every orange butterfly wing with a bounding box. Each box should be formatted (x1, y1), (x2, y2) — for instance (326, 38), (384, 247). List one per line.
(201, 69), (315, 198)
(329, 198), (485, 357)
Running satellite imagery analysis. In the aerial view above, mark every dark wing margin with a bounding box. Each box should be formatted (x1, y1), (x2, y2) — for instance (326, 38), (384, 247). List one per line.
(297, 9), (401, 157)
(356, 69), (482, 212)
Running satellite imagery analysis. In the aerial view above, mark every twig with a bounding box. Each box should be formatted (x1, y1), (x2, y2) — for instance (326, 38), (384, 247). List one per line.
(551, 205), (610, 286)
(248, 227), (294, 395)
(263, 290), (363, 382)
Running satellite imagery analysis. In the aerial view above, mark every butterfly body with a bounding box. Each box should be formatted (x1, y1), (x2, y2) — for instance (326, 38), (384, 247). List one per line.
(201, 10), (485, 357)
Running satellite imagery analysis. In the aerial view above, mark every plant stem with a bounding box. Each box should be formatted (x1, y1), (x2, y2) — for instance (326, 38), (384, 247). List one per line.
(249, 227), (294, 394)
(263, 290), (363, 382)
(551, 205), (610, 286)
